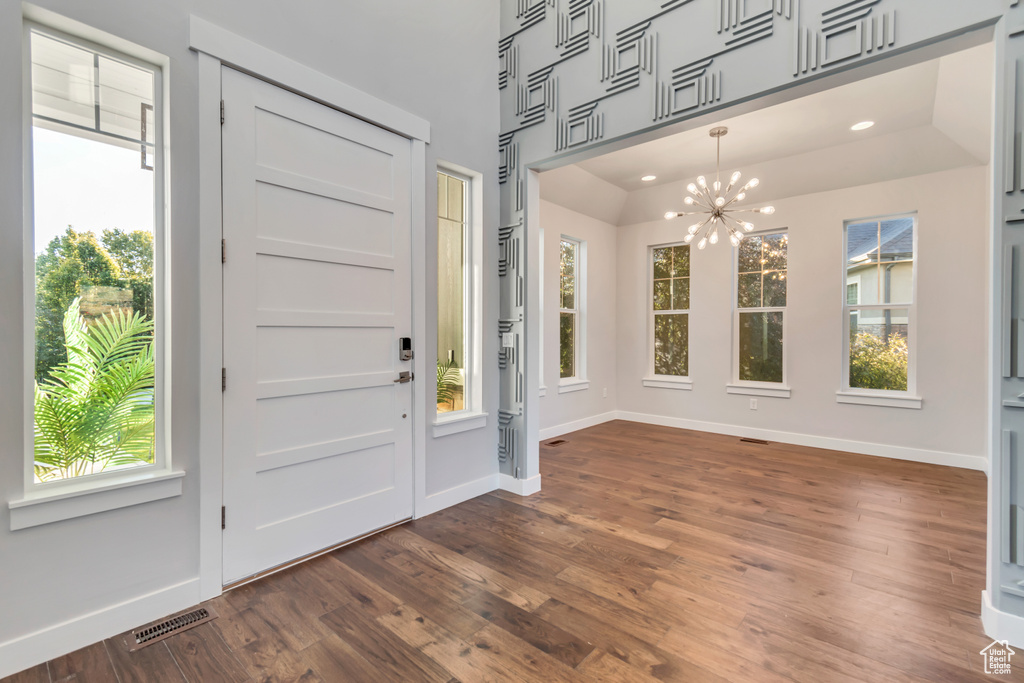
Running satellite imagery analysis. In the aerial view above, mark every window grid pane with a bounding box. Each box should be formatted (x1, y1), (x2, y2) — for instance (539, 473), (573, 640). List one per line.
(560, 239), (579, 379)
(844, 216), (914, 394)
(652, 244), (690, 377)
(560, 312), (575, 378)
(437, 172), (468, 414)
(738, 311), (784, 383)
(737, 233), (787, 309)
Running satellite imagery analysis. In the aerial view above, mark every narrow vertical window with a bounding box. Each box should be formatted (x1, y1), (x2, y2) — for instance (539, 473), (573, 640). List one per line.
(436, 171), (469, 414)
(559, 237), (581, 380)
(651, 244), (689, 377)
(844, 216), (915, 394)
(28, 27), (163, 483)
(735, 232), (788, 385)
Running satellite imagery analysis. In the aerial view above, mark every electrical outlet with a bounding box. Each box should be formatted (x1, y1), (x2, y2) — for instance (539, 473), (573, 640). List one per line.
(749, 398), (758, 410)
(603, 387), (608, 398)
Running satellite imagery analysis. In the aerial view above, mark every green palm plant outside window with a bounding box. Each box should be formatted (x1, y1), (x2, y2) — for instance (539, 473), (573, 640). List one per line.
(34, 298), (156, 482)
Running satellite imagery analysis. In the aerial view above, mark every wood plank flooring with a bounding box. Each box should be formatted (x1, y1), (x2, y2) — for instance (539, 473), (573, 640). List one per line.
(5, 421), (1013, 682)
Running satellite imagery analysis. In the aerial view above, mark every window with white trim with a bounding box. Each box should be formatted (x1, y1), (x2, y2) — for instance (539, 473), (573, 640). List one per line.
(650, 243), (689, 378)
(843, 215), (915, 394)
(559, 237), (583, 381)
(27, 25), (165, 485)
(735, 231), (788, 385)
(436, 169), (472, 415)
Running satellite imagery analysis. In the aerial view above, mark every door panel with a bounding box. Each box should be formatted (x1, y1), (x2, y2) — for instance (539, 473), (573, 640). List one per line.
(221, 67), (413, 584)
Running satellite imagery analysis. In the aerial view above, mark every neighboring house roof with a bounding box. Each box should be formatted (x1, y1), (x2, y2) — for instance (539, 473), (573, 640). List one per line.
(981, 640), (1016, 654)
(847, 217), (913, 263)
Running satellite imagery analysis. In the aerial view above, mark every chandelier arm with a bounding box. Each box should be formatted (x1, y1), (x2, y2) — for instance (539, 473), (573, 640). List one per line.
(700, 183), (718, 203)
(690, 194), (717, 212)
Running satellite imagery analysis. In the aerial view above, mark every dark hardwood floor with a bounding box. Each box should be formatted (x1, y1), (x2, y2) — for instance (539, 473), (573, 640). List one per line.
(6, 420), (1013, 682)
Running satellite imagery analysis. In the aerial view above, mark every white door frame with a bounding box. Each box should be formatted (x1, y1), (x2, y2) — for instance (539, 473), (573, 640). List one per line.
(189, 16), (430, 600)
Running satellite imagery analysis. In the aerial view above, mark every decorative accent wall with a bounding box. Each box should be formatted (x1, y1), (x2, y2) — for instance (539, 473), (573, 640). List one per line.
(498, 0), (1024, 635)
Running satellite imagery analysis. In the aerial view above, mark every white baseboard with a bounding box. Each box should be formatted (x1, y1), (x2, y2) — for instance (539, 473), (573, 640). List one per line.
(417, 474), (498, 518)
(498, 473), (542, 496)
(0, 578), (200, 679)
(982, 590), (1024, 649)
(539, 411), (618, 441)
(615, 411), (986, 471)
(537, 409), (986, 472)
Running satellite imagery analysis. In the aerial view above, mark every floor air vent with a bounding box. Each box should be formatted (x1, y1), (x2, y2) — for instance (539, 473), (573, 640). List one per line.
(545, 439), (567, 446)
(740, 438), (770, 445)
(128, 607), (218, 651)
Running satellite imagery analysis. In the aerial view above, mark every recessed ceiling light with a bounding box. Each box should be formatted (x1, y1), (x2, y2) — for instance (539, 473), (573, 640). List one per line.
(641, 175), (657, 182)
(851, 121), (875, 131)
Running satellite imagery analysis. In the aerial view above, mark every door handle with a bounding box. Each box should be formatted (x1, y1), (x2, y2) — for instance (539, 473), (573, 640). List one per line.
(394, 371), (414, 384)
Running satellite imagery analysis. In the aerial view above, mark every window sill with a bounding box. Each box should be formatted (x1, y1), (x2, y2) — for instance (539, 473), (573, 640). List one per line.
(8, 469), (185, 531)
(836, 391), (922, 409)
(433, 411), (489, 438)
(557, 379), (590, 394)
(642, 377), (693, 391)
(726, 383), (792, 398)
(539, 385), (547, 397)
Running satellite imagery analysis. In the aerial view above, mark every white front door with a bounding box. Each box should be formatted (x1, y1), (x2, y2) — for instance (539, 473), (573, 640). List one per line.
(221, 67), (414, 584)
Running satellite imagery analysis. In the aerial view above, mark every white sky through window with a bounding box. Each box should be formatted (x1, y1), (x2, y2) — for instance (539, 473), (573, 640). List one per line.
(32, 126), (153, 254)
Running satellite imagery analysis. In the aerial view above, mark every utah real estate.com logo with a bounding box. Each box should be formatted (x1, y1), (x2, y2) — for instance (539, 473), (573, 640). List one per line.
(981, 640), (1015, 675)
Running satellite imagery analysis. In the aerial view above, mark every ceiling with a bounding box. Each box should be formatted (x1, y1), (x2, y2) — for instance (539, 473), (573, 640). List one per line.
(540, 42), (993, 226)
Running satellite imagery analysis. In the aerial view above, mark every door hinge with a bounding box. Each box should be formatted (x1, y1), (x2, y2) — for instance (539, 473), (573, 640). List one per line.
(220, 99), (225, 124)
(221, 506), (226, 530)
(221, 238), (226, 264)
(222, 368), (226, 392)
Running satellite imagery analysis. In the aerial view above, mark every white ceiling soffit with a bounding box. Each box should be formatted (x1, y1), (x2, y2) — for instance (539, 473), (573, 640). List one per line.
(538, 164), (628, 226)
(541, 42), (992, 217)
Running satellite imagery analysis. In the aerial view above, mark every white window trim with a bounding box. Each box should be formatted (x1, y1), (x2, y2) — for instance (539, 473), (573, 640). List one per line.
(726, 383), (792, 398)
(558, 235), (587, 386)
(839, 213), (919, 406)
(15, 17), (178, 526)
(557, 379), (590, 394)
(434, 162), (485, 430)
(432, 411), (490, 438)
(648, 242), (692, 385)
(643, 377), (693, 390)
(732, 229), (788, 391)
(835, 391), (922, 409)
(9, 469), (185, 531)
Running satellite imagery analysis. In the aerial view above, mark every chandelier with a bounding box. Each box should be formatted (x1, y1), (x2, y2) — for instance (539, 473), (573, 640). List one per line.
(664, 127), (775, 249)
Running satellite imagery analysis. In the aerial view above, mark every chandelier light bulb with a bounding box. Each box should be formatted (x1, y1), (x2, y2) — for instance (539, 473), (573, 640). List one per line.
(760, 206), (775, 215)
(688, 223), (701, 235)
(715, 196), (726, 207)
(687, 183), (698, 194)
(713, 181), (721, 193)
(698, 236), (708, 250)
(664, 211), (677, 220)
(709, 229), (719, 245)
(684, 233), (695, 243)
(697, 176), (707, 189)
(735, 192), (746, 202)
(730, 232), (741, 247)
(748, 178), (760, 189)
(684, 196), (695, 206)
(743, 222), (755, 231)
(730, 171), (742, 185)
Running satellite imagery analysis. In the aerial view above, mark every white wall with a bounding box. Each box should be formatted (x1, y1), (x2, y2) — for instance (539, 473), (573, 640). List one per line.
(539, 201), (618, 435)
(615, 166), (988, 465)
(0, 0), (498, 676)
